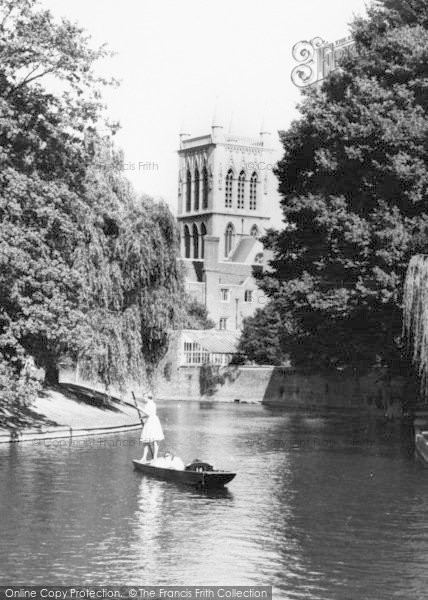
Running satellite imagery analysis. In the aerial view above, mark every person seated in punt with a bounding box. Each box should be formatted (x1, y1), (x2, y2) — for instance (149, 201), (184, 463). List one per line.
(150, 452), (185, 470)
(139, 393), (164, 462)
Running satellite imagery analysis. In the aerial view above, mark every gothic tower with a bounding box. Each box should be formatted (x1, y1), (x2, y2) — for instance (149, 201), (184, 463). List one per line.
(177, 111), (282, 330)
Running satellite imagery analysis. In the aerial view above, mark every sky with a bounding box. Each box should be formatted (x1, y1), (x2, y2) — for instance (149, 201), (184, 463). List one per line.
(41, 0), (369, 212)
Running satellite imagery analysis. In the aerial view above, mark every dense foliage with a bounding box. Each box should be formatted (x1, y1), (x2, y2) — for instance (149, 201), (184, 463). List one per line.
(0, 0), (183, 419)
(238, 304), (286, 365)
(181, 298), (215, 330)
(252, 0), (428, 372)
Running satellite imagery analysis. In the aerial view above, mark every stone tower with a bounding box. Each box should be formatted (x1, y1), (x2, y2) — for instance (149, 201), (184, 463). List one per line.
(177, 111), (282, 330)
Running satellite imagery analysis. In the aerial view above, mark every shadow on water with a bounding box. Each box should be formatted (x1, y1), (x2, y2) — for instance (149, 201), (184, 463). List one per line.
(198, 400), (216, 410)
(0, 400), (426, 597)
(189, 487), (234, 500)
(132, 470), (234, 501)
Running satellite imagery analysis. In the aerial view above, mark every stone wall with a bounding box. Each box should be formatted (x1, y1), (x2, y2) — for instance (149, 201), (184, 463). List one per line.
(261, 368), (408, 414)
(156, 363), (410, 415)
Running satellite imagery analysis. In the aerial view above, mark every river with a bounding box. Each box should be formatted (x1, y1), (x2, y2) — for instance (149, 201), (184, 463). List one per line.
(0, 401), (427, 599)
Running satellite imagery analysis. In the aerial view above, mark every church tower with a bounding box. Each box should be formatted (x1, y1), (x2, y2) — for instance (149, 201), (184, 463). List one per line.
(177, 111), (281, 330)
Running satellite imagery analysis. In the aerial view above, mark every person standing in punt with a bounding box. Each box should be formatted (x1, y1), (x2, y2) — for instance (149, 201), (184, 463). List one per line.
(139, 393), (164, 462)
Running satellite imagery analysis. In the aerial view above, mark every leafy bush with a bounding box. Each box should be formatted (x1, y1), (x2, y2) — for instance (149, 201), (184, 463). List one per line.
(199, 363), (225, 397)
(181, 298), (215, 330)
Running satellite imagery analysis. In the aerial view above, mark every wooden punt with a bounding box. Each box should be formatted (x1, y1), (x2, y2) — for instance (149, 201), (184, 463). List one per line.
(132, 459), (236, 489)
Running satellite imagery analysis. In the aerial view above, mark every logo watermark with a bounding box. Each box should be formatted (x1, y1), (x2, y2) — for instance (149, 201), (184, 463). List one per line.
(0, 587), (272, 600)
(245, 162), (274, 171)
(291, 35), (356, 87)
(95, 161), (159, 172)
(31, 438), (144, 448)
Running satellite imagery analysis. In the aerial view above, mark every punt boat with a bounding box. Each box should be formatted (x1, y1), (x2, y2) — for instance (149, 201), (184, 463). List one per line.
(132, 459), (236, 489)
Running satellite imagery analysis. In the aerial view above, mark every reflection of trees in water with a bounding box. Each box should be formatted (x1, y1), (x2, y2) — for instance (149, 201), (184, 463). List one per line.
(273, 417), (428, 600)
(241, 444), (306, 595)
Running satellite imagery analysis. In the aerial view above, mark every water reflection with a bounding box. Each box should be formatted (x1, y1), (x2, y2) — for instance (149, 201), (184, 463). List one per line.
(0, 402), (427, 598)
(133, 479), (165, 579)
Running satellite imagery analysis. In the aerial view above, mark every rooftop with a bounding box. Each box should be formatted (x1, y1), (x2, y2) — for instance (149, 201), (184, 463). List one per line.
(182, 329), (240, 354)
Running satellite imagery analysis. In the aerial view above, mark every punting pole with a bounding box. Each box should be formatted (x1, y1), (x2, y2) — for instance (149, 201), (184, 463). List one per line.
(132, 391), (145, 427)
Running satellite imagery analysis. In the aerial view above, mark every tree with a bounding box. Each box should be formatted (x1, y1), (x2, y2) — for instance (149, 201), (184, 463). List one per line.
(0, 356), (42, 426)
(181, 298), (215, 330)
(259, 0), (428, 374)
(0, 0), (183, 417)
(238, 302), (290, 365)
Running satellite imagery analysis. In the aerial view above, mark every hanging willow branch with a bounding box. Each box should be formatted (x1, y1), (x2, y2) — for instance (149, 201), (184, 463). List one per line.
(403, 254), (428, 398)
(70, 144), (184, 392)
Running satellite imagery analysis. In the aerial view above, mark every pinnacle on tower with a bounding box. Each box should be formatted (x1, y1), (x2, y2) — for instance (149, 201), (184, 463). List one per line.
(179, 109), (191, 148)
(211, 98), (224, 142)
(228, 110), (234, 134)
(259, 105), (272, 145)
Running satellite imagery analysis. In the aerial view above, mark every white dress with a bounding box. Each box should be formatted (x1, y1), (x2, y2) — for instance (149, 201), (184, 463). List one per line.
(140, 399), (164, 443)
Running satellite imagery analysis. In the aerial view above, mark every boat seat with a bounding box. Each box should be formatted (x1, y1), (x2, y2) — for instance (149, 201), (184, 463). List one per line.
(185, 460), (214, 472)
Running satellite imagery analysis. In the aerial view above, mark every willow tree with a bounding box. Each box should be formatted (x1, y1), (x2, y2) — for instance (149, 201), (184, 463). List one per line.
(403, 255), (428, 397)
(74, 147), (183, 388)
(0, 0), (183, 419)
(254, 0), (428, 374)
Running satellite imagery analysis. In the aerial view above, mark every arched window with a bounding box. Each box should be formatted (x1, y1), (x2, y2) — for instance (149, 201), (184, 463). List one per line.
(254, 252), (264, 265)
(202, 166), (209, 209)
(237, 171), (245, 209)
(186, 170), (192, 212)
(201, 223), (207, 259)
(184, 225), (191, 258)
(192, 223), (199, 259)
(250, 225), (259, 238)
(249, 172), (257, 210)
(224, 223), (234, 257)
(194, 168), (200, 211)
(225, 169), (233, 208)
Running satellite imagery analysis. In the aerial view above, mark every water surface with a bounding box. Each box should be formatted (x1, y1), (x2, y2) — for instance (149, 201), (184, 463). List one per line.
(0, 401), (426, 599)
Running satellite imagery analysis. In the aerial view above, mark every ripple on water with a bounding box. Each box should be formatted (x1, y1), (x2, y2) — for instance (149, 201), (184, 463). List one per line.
(0, 406), (428, 599)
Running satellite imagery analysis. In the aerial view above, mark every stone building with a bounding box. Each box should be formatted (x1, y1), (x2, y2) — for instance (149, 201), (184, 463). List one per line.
(177, 112), (283, 331)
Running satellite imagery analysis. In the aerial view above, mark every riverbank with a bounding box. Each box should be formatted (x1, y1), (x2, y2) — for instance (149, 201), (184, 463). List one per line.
(0, 385), (142, 444)
(59, 365), (412, 417)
